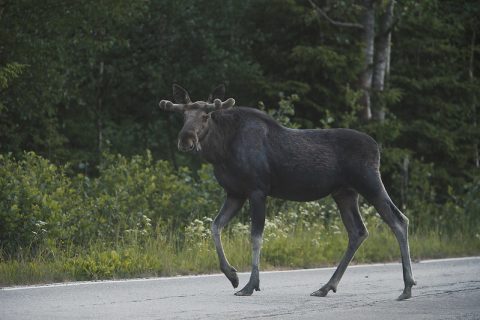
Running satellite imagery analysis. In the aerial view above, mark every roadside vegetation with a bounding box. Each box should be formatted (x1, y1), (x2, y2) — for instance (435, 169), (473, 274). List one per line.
(1, 152), (478, 286)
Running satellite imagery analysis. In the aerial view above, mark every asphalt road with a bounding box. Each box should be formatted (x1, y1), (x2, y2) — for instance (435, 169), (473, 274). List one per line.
(1, 257), (479, 320)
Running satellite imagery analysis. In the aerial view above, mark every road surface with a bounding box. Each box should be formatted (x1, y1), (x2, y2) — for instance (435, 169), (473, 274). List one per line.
(1, 257), (479, 319)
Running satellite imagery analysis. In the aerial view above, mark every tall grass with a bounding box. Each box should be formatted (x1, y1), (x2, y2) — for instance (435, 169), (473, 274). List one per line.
(1, 214), (479, 287)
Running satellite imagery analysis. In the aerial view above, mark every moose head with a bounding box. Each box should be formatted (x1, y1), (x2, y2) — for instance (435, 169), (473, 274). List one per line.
(159, 84), (235, 152)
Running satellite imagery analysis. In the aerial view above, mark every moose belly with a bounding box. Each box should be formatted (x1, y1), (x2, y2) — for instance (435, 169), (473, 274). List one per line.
(269, 171), (338, 202)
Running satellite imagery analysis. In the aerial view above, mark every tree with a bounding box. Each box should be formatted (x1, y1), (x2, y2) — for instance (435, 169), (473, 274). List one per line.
(388, 0), (480, 206)
(0, 0), (70, 159)
(0, 0), (263, 168)
(308, 0), (397, 121)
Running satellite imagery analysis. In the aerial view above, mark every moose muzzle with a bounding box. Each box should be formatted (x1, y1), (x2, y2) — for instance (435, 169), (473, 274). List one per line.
(178, 130), (200, 152)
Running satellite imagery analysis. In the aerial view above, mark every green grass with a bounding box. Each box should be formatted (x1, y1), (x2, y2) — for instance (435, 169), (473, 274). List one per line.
(1, 224), (479, 287)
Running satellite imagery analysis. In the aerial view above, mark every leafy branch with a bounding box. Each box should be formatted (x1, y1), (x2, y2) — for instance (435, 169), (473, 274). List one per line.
(0, 63), (28, 90)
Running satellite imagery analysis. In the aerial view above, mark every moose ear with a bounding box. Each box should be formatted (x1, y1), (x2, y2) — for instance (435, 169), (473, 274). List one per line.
(208, 84), (225, 102)
(172, 84), (191, 104)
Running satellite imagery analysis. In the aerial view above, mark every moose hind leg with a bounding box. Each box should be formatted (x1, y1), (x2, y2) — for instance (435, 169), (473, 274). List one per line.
(371, 192), (416, 300)
(235, 191), (266, 296)
(212, 195), (246, 288)
(311, 189), (368, 297)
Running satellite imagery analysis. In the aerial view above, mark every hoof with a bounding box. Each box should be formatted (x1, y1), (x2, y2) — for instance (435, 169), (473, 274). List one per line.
(311, 285), (336, 297)
(310, 289), (328, 297)
(397, 291), (411, 301)
(222, 265), (239, 288)
(397, 285), (414, 301)
(228, 272), (239, 289)
(234, 289), (253, 296)
(397, 280), (416, 301)
(234, 282), (260, 296)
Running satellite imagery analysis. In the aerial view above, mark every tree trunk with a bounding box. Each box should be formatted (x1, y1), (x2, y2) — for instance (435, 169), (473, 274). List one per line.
(96, 61), (104, 161)
(372, 0), (395, 122)
(385, 31), (392, 83)
(358, 0), (375, 121)
(0, 0), (6, 20)
(0, 0), (7, 64)
(469, 28), (479, 168)
(400, 155), (409, 210)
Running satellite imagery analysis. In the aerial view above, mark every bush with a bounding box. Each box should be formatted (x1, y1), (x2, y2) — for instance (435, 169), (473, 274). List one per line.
(0, 152), (78, 255)
(0, 151), (223, 256)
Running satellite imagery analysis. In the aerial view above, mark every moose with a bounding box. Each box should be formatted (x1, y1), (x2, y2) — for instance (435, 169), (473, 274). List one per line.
(159, 84), (416, 300)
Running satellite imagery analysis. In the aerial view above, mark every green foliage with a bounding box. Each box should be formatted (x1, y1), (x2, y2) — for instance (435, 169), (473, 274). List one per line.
(0, 63), (27, 90)
(0, 152), (75, 254)
(259, 93), (301, 128)
(1, 0), (480, 286)
(1, 0), (478, 215)
(0, 152), (223, 256)
(388, 0), (479, 200)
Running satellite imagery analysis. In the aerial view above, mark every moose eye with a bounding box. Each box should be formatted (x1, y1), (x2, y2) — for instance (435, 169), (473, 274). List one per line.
(202, 114), (209, 122)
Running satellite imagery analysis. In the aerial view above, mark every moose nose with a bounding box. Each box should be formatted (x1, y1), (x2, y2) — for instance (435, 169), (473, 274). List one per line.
(178, 139), (195, 152)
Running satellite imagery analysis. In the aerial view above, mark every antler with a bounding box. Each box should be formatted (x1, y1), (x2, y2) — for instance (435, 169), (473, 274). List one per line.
(158, 100), (186, 112)
(158, 98), (235, 112)
(205, 98), (236, 110)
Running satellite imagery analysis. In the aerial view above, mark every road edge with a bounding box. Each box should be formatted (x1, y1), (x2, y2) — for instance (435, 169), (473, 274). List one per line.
(2, 256), (479, 291)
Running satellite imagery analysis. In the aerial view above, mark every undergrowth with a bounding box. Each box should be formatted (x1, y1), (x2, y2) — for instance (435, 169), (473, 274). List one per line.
(1, 205), (479, 287)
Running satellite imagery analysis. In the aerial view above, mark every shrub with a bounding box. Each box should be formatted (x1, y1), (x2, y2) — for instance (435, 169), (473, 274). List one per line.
(0, 151), (226, 256)
(0, 152), (79, 255)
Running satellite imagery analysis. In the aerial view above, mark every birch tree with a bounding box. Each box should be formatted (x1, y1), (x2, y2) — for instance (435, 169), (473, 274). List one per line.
(308, 0), (396, 121)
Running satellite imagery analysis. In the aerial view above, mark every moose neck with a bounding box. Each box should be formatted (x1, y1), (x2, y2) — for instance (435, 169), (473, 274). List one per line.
(198, 111), (237, 164)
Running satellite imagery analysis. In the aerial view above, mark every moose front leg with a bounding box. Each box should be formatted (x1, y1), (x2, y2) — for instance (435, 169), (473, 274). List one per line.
(212, 195), (246, 288)
(235, 191), (266, 296)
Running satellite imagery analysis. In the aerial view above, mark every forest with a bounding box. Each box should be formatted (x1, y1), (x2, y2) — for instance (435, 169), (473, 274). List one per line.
(0, 0), (479, 284)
